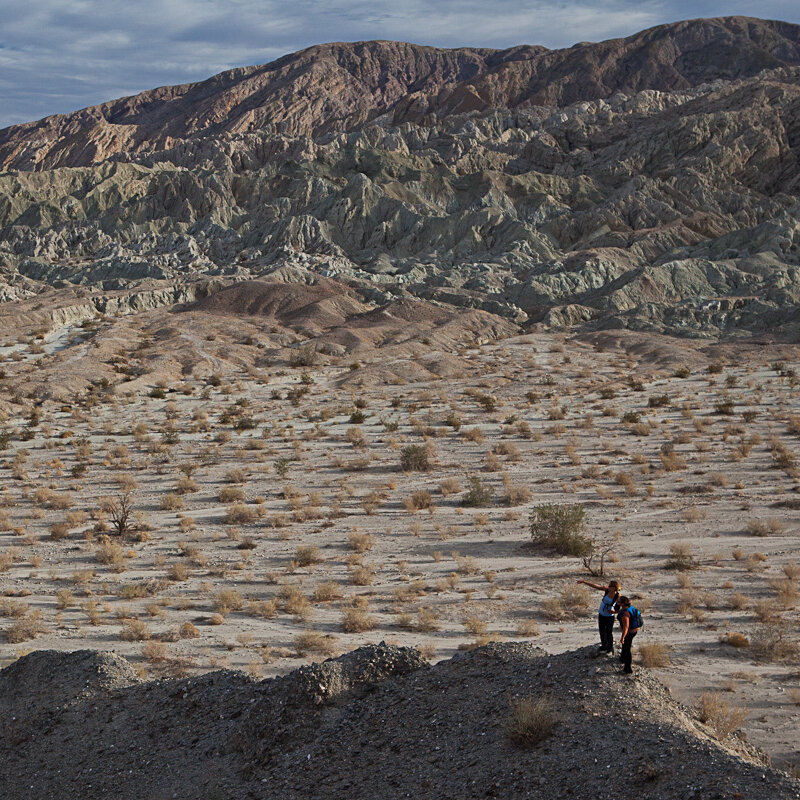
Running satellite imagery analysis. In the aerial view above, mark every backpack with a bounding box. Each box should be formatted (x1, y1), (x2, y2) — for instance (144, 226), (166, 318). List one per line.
(628, 606), (644, 630)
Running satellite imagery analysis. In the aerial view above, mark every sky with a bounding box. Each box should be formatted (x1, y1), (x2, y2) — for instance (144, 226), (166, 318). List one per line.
(0, 0), (798, 129)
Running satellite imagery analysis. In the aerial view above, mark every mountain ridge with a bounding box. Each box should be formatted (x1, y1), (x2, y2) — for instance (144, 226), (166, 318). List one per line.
(3, 16), (800, 171)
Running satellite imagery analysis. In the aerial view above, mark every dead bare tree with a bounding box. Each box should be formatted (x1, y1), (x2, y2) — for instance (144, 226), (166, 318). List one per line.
(582, 539), (615, 577)
(108, 491), (134, 537)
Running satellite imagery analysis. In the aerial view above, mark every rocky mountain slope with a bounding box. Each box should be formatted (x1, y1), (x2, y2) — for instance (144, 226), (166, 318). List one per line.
(2, 17), (800, 337)
(2, 16), (800, 171)
(1, 643), (796, 800)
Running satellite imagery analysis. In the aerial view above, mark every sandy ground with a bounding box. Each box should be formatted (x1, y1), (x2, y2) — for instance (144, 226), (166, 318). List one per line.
(0, 302), (799, 771)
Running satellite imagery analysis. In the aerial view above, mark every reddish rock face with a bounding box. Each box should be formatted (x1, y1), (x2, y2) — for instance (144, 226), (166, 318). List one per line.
(3, 16), (800, 171)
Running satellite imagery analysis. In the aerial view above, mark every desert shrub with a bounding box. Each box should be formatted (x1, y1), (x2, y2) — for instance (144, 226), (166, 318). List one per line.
(219, 487), (246, 503)
(0, 549), (16, 572)
(696, 692), (746, 737)
(66, 510), (88, 527)
(294, 545), (322, 567)
(461, 476), (493, 508)
(461, 427), (484, 443)
(295, 630), (338, 657)
(504, 484), (532, 506)
(475, 393), (497, 412)
(119, 619), (151, 641)
(771, 578), (798, 609)
(782, 562), (800, 580)
(444, 411), (462, 430)
(750, 623), (800, 662)
(400, 445), (430, 472)
(5, 611), (47, 643)
(213, 589), (244, 615)
(648, 394), (670, 408)
(494, 441), (522, 461)
(714, 400), (735, 415)
(160, 493), (184, 511)
(350, 564), (374, 586)
(175, 475), (200, 494)
(463, 616), (488, 636)
(50, 521), (70, 540)
(516, 618), (540, 637)
(559, 584), (591, 617)
(347, 531), (375, 553)
(529, 504), (591, 557)
(141, 641), (168, 663)
(505, 697), (558, 747)
(753, 599), (778, 623)
(455, 555), (480, 575)
(665, 542), (698, 571)
(638, 641), (670, 668)
(35, 489), (74, 510)
(720, 632), (749, 648)
(770, 439), (797, 475)
(225, 504), (261, 525)
(180, 622), (201, 639)
(289, 342), (317, 368)
(168, 562), (191, 581)
(104, 491), (135, 538)
(483, 452), (502, 472)
(439, 478), (462, 496)
(222, 467), (246, 484)
(659, 450), (687, 471)
(415, 608), (440, 632)
(246, 599), (279, 619)
(727, 593), (748, 611)
(313, 581), (342, 602)
(0, 598), (28, 618)
(746, 517), (786, 537)
(341, 600), (375, 632)
(118, 581), (165, 599)
(95, 540), (126, 567)
(406, 490), (434, 511)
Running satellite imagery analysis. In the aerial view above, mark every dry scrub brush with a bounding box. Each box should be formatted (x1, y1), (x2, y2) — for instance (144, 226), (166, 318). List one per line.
(696, 692), (747, 738)
(505, 697), (558, 747)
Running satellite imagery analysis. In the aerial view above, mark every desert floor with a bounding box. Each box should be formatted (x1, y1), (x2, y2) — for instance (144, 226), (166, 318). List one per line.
(0, 299), (798, 769)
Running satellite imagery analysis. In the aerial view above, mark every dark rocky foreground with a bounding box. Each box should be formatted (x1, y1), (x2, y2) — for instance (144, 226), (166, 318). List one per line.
(1, 643), (797, 800)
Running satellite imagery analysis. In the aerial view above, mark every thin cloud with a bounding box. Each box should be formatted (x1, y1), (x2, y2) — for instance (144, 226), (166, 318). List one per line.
(0, 0), (799, 128)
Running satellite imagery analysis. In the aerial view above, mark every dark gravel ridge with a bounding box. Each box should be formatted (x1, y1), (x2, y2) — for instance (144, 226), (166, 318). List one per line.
(1, 643), (797, 800)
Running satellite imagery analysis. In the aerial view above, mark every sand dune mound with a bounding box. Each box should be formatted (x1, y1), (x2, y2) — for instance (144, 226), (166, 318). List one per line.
(191, 278), (369, 328)
(1, 643), (795, 800)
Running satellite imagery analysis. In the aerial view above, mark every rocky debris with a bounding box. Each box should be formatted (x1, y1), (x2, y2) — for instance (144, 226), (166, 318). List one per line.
(0, 643), (797, 800)
(0, 650), (139, 755)
(1, 18), (800, 336)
